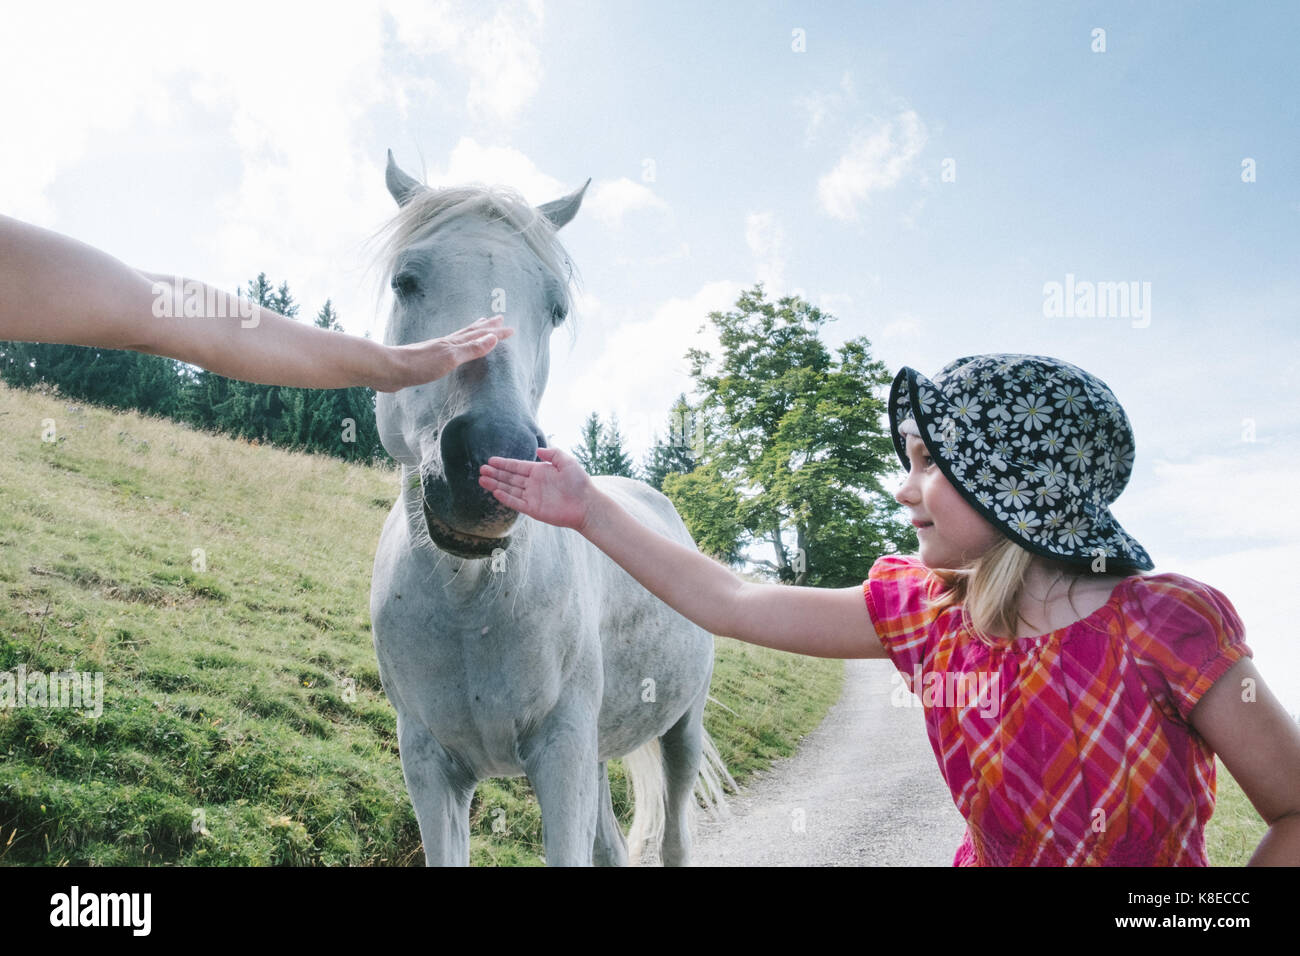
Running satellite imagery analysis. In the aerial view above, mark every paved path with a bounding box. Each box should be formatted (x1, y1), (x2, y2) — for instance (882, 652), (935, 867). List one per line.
(692, 658), (968, 866)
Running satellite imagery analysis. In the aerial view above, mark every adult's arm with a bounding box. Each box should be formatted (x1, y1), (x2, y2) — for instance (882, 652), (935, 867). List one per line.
(0, 214), (511, 392)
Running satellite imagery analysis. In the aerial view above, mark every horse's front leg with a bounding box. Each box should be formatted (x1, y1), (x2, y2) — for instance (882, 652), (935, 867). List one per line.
(521, 696), (601, 867)
(396, 715), (476, 866)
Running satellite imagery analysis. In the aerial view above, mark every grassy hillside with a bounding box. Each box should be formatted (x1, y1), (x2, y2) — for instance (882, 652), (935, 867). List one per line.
(0, 381), (842, 866)
(1207, 759), (1271, 865)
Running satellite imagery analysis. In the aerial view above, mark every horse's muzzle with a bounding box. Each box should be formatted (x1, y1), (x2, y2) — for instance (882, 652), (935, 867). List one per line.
(422, 500), (510, 559)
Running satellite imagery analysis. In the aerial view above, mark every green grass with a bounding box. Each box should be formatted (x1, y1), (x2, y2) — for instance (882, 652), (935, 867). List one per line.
(1206, 758), (1269, 865)
(0, 381), (1268, 866)
(0, 382), (842, 866)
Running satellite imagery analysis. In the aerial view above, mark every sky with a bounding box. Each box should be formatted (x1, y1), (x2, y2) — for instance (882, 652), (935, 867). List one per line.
(2, 0), (1298, 710)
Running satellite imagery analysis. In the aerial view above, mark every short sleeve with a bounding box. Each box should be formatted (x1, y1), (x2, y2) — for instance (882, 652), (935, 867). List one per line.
(863, 554), (949, 680)
(1122, 574), (1252, 724)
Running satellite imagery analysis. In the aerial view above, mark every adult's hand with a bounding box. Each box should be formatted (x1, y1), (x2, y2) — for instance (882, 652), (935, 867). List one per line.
(376, 315), (513, 392)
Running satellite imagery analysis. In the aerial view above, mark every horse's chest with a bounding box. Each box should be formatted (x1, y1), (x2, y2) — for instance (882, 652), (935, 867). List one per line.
(374, 593), (597, 770)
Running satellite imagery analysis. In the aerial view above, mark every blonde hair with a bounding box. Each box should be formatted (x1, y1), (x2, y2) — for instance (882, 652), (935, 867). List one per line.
(924, 537), (1135, 647)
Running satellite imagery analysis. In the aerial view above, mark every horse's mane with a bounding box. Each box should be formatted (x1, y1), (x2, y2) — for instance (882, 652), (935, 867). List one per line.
(370, 184), (576, 292)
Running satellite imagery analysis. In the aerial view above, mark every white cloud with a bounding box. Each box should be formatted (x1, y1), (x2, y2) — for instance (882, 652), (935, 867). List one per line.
(880, 314), (922, 339)
(185, 9), (395, 321)
(585, 178), (668, 228)
(0, 2), (402, 327)
(542, 280), (742, 459)
(383, 0), (545, 126)
(900, 195), (929, 231)
(817, 292), (854, 316)
(0, 2), (195, 221)
(639, 242), (692, 266)
(745, 211), (786, 293)
(1111, 446), (1300, 712)
(390, 74), (444, 122)
(1134, 451), (1300, 544)
(1160, 543), (1300, 716)
(817, 110), (928, 221)
(418, 137), (568, 203)
(796, 70), (855, 145)
(0, 2), (553, 339)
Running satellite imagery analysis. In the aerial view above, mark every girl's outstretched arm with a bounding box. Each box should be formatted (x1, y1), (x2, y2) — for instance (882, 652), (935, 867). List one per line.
(1190, 657), (1300, 865)
(479, 447), (884, 659)
(0, 214), (512, 391)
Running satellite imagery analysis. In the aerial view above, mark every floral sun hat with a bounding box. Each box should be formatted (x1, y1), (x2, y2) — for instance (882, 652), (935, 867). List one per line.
(888, 353), (1154, 572)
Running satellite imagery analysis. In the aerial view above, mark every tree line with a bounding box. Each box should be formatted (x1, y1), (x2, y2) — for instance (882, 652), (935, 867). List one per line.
(1, 279), (918, 585)
(0, 274), (382, 463)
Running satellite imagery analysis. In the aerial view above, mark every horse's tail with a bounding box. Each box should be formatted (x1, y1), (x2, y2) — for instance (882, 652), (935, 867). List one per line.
(695, 727), (738, 818)
(624, 727), (737, 866)
(623, 738), (665, 866)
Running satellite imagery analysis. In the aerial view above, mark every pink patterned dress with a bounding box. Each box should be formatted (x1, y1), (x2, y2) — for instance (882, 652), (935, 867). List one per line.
(863, 554), (1251, 866)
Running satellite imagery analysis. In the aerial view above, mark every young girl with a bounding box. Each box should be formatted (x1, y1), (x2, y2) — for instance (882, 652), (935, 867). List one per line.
(478, 352), (1300, 866)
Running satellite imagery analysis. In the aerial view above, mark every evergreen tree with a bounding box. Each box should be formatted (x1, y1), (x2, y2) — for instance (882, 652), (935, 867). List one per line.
(643, 393), (700, 490)
(1, 272), (386, 464)
(126, 350), (185, 417)
(245, 273), (275, 311)
(573, 412), (604, 473)
(275, 299), (382, 461)
(315, 300), (342, 331)
(0, 341), (183, 417)
(573, 412), (638, 478)
(272, 281), (298, 320)
(595, 414), (637, 478)
(182, 273), (291, 440)
(337, 386), (383, 462)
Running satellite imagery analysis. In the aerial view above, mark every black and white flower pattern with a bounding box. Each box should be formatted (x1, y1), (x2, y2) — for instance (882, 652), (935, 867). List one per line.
(889, 353), (1153, 571)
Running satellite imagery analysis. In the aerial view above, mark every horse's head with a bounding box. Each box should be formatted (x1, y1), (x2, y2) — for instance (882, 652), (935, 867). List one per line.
(374, 150), (588, 559)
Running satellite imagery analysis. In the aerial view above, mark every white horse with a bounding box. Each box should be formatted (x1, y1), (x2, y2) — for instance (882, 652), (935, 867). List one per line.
(368, 151), (733, 866)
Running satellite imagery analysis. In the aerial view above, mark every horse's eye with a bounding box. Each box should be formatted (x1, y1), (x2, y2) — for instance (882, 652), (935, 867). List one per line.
(392, 272), (421, 298)
(550, 303), (568, 326)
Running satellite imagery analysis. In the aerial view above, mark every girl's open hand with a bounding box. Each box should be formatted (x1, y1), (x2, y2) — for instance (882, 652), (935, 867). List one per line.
(478, 447), (593, 531)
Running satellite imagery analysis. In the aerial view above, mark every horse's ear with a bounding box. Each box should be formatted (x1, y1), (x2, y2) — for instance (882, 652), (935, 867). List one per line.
(386, 149), (426, 207)
(537, 178), (591, 230)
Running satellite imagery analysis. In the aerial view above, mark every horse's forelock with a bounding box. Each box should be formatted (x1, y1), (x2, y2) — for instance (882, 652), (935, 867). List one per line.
(371, 185), (575, 291)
